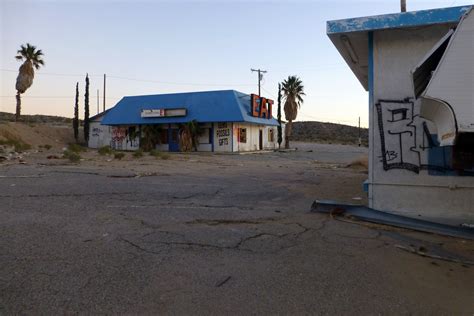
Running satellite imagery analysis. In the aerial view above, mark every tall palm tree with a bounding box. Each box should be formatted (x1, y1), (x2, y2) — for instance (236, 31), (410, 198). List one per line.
(281, 75), (305, 149)
(15, 43), (45, 121)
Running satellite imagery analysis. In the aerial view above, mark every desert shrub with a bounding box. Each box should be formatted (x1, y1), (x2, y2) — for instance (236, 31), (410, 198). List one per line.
(160, 153), (170, 160)
(114, 152), (125, 160)
(347, 156), (369, 169)
(133, 149), (144, 158)
(98, 145), (114, 155)
(43, 144), (52, 150)
(0, 139), (32, 152)
(67, 143), (86, 153)
(149, 149), (160, 157)
(0, 131), (31, 153)
(63, 150), (81, 163)
(13, 141), (31, 153)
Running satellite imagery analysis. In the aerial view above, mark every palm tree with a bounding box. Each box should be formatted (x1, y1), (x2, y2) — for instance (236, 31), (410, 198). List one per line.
(281, 75), (305, 149)
(15, 43), (45, 121)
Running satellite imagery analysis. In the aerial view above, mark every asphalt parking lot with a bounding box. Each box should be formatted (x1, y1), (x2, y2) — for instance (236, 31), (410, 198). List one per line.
(1, 143), (473, 314)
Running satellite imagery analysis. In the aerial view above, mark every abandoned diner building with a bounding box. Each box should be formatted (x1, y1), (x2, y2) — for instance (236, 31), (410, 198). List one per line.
(88, 90), (281, 152)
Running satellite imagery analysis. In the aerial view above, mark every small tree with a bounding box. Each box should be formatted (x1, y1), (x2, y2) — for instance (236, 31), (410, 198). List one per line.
(73, 82), (79, 142)
(84, 74), (90, 143)
(277, 83), (283, 149)
(282, 75), (305, 149)
(14, 44), (45, 121)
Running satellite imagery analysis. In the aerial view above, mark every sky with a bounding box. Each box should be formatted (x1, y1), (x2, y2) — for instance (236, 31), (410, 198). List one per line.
(1, 0), (472, 127)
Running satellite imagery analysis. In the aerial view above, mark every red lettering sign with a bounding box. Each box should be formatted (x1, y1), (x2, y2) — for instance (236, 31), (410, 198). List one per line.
(250, 94), (273, 119)
(266, 99), (273, 119)
(259, 98), (268, 118)
(251, 94), (259, 117)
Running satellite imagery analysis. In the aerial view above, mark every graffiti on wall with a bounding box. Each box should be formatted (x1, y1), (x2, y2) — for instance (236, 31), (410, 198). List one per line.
(110, 126), (139, 150)
(110, 127), (126, 150)
(92, 127), (103, 137)
(376, 99), (455, 175)
(216, 122), (230, 147)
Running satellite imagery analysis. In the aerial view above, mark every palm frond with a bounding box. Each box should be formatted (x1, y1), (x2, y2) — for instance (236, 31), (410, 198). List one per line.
(15, 43), (44, 69)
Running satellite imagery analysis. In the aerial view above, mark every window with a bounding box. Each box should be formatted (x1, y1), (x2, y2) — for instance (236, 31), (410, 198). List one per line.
(239, 128), (247, 143)
(198, 128), (211, 144)
(159, 129), (168, 144)
(268, 129), (275, 142)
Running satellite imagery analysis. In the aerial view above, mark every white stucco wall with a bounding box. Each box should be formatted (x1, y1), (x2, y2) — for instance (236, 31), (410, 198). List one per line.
(88, 121), (139, 151)
(371, 25), (474, 226)
(214, 122), (233, 152)
(89, 121), (111, 149)
(90, 121), (281, 153)
(232, 123), (278, 152)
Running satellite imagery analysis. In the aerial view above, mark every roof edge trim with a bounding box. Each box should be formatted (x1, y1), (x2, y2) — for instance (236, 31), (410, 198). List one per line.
(327, 5), (471, 34)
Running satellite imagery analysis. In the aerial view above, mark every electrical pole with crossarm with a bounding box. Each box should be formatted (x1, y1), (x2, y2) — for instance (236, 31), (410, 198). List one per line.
(250, 68), (267, 96)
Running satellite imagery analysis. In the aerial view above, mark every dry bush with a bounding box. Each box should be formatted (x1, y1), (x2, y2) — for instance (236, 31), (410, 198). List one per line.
(347, 156), (368, 169)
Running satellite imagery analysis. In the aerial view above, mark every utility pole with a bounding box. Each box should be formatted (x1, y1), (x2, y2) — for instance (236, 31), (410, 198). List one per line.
(103, 74), (106, 112)
(97, 89), (99, 114)
(358, 116), (361, 147)
(401, 0), (406, 12)
(250, 68), (267, 96)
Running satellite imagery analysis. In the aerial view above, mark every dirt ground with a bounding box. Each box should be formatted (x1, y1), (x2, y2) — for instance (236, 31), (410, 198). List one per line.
(1, 140), (473, 314)
(0, 122), (77, 149)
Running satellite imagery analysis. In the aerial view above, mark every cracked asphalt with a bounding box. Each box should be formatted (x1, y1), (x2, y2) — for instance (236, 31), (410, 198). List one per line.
(1, 143), (473, 314)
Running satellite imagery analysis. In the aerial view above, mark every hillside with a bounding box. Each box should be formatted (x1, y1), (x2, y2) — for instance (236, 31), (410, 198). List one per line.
(291, 121), (368, 146)
(0, 111), (74, 125)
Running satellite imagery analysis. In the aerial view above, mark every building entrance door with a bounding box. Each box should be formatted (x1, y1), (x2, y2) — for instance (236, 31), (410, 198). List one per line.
(259, 130), (263, 150)
(169, 129), (180, 152)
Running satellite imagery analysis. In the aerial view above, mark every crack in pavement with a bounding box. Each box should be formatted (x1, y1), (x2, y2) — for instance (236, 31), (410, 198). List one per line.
(186, 217), (284, 226)
(118, 220), (315, 255)
(0, 192), (139, 198)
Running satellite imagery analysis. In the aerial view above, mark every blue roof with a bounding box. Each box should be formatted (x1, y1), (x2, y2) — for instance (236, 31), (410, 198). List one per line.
(101, 90), (279, 126)
(327, 5), (471, 34)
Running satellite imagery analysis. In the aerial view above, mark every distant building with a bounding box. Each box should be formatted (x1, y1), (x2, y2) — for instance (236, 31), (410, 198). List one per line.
(88, 90), (282, 152)
(327, 6), (473, 226)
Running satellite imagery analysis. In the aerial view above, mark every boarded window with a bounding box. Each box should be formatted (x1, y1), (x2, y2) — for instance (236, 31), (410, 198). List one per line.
(239, 128), (247, 143)
(268, 129), (274, 142)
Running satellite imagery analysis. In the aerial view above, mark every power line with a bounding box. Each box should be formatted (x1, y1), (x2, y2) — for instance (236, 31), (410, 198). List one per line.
(0, 95), (122, 99)
(106, 75), (254, 87)
(0, 69), (255, 87)
(0, 69), (101, 77)
(259, 86), (365, 127)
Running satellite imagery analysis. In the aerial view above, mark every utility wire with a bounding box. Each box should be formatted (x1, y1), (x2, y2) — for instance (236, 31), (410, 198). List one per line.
(0, 69), (254, 87)
(0, 69), (101, 77)
(261, 86), (363, 127)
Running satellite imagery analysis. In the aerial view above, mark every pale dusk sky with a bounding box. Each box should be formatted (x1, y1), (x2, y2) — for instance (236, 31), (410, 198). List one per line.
(1, 0), (472, 127)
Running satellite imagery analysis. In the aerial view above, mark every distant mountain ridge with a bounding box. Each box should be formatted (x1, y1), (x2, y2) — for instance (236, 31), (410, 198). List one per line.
(0, 112), (73, 124)
(291, 121), (368, 146)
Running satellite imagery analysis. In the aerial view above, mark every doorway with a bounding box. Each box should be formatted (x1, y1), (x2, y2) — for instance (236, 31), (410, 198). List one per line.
(169, 129), (180, 152)
(259, 130), (263, 150)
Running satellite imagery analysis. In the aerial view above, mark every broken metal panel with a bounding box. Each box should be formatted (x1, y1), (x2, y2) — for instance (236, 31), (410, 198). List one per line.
(411, 29), (454, 98)
(422, 8), (474, 133)
(311, 200), (474, 240)
(420, 97), (457, 146)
